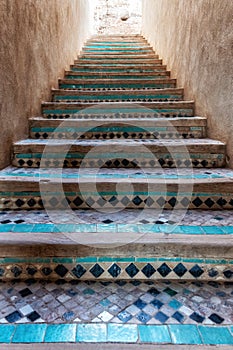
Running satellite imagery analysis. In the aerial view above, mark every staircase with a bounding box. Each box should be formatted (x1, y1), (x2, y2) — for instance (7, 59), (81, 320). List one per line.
(0, 35), (232, 283)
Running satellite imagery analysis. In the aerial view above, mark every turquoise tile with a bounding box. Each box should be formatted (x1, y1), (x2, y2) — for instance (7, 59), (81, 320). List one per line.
(44, 324), (76, 343)
(77, 324), (107, 342)
(12, 324), (47, 343)
(0, 224), (15, 232)
(198, 326), (233, 345)
(107, 324), (138, 343)
(139, 325), (171, 343)
(100, 298), (111, 307)
(0, 324), (15, 343)
(221, 226), (233, 234)
(97, 224), (117, 232)
(32, 224), (55, 233)
(181, 226), (203, 234)
(169, 325), (202, 344)
(13, 224), (33, 233)
(168, 300), (182, 309)
(136, 257), (157, 262)
(202, 226), (225, 235)
(52, 258), (73, 264)
(138, 224), (160, 233)
(76, 257), (97, 263)
(117, 224), (139, 233)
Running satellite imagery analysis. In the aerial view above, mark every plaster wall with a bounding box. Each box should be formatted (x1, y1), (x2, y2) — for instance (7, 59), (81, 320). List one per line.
(0, 0), (94, 169)
(142, 0), (233, 167)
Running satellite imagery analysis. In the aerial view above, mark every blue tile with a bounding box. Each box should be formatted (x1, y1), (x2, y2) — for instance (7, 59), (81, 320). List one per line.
(0, 325), (15, 343)
(44, 324), (76, 343)
(154, 311), (169, 323)
(107, 324), (138, 343)
(12, 324), (47, 343)
(139, 325), (171, 343)
(151, 299), (163, 309)
(169, 325), (202, 344)
(77, 324), (107, 343)
(172, 311), (184, 323)
(134, 299), (147, 309)
(136, 311), (151, 323)
(117, 311), (132, 323)
(198, 326), (233, 345)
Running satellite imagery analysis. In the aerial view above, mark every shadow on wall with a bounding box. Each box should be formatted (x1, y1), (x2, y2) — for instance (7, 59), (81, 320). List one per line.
(93, 0), (142, 35)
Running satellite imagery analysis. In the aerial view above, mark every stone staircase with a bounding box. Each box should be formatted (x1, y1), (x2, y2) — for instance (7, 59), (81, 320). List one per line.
(0, 35), (232, 283)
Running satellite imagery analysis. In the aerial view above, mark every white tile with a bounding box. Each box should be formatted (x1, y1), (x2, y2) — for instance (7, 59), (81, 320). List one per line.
(19, 305), (34, 316)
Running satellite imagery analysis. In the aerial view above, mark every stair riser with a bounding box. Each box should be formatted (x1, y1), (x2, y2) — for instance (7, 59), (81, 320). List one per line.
(12, 152), (225, 169)
(30, 126), (206, 140)
(52, 94), (182, 103)
(65, 73), (170, 80)
(70, 67), (167, 73)
(82, 49), (154, 53)
(74, 60), (163, 65)
(79, 55), (159, 60)
(59, 82), (176, 89)
(0, 191), (232, 210)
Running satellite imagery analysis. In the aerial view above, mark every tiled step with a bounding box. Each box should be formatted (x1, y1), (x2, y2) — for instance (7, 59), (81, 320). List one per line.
(82, 47), (154, 53)
(0, 167), (231, 210)
(12, 138), (226, 169)
(74, 59), (163, 65)
(59, 78), (176, 89)
(29, 116), (206, 140)
(52, 88), (183, 102)
(64, 71), (170, 79)
(70, 64), (167, 73)
(42, 101), (193, 118)
(79, 54), (158, 60)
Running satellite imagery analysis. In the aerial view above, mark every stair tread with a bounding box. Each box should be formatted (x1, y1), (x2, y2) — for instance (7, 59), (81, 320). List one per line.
(42, 101), (193, 107)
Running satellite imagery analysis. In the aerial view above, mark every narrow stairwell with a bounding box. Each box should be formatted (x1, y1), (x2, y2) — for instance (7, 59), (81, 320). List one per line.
(0, 35), (232, 346)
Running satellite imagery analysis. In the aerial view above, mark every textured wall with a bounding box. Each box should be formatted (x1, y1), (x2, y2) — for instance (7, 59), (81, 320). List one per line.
(142, 0), (233, 167)
(0, 0), (93, 169)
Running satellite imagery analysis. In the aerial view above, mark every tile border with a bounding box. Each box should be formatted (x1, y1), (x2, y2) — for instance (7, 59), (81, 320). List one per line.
(0, 323), (233, 344)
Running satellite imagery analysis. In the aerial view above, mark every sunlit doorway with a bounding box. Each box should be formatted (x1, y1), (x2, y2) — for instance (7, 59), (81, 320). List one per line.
(93, 0), (142, 35)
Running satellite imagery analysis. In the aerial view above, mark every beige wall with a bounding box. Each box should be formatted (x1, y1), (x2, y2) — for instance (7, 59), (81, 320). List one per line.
(0, 0), (94, 169)
(142, 0), (233, 167)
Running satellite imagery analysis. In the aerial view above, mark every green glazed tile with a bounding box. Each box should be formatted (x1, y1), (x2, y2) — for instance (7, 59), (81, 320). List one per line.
(32, 224), (55, 233)
(13, 224), (33, 233)
(107, 324), (138, 343)
(169, 325), (202, 344)
(202, 226), (225, 235)
(77, 324), (107, 342)
(0, 224), (15, 232)
(12, 324), (47, 343)
(44, 324), (76, 343)
(75, 257), (97, 263)
(139, 325), (171, 343)
(0, 324), (15, 343)
(198, 326), (233, 345)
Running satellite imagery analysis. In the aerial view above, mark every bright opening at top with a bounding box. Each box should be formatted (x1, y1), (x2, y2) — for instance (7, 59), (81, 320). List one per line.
(93, 0), (142, 35)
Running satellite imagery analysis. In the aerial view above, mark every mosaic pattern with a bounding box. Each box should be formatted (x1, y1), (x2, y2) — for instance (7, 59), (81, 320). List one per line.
(0, 257), (232, 281)
(30, 126), (205, 140)
(1, 207), (233, 226)
(0, 280), (233, 326)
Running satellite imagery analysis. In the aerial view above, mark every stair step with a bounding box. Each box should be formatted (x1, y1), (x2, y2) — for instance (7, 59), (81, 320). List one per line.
(29, 116), (206, 140)
(64, 71), (170, 79)
(42, 101), (193, 118)
(70, 65), (167, 73)
(12, 138), (225, 169)
(74, 59), (163, 65)
(82, 48), (154, 53)
(52, 87), (183, 102)
(59, 78), (176, 89)
(0, 167), (232, 210)
(79, 54), (158, 59)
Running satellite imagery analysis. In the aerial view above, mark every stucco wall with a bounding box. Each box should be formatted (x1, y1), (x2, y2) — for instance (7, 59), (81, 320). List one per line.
(0, 0), (94, 169)
(142, 0), (233, 167)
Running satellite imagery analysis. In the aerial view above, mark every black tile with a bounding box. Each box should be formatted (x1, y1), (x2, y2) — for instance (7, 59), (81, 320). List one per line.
(174, 263), (188, 277)
(192, 197), (203, 208)
(115, 281), (127, 286)
(41, 267), (53, 276)
(164, 287), (177, 296)
(108, 264), (121, 278)
(125, 263), (139, 278)
(190, 312), (205, 323)
(71, 265), (86, 278)
(15, 199), (25, 208)
(204, 198), (215, 208)
(90, 264), (104, 278)
(1, 220), (11, 224)
(11, 266), (22, 278)
(223, 269), (233, 279)
(148, 287), (160, 296)
(73, 197), (84, 207)
(141, 264), (156, 278)
(172, 311), (184, 323)
(0, 267), (5, 277)
(208, 268), (219, 278)
(6, 311), (22, 323)
(102, 219), (113, 224)
(157, 263), (172, 277)
(26, 266), (37, 276)
(209, 313), (224, 324)
(19, 288), (32, 297)
(132, 196), (143, 206)
(189, 265), (204, 278)
(54, 265), (69, 278)
(27, 311), (41, 322)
